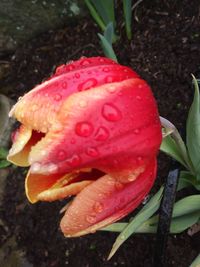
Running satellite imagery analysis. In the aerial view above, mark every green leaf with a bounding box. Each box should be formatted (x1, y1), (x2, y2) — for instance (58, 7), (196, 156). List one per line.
(170, 211), (200, 233)
(86, 0), (115, 28)
(85, 0), (106, 31)
(0, 159), (11, 168)
(0, 147), (8, 159)
(98, 33), (118, 62)
(190, 253), (200, 267)
(172, 195), (200, 217)
(123, 0), (132, 39)
(187, 76), (200, 179)
(160, 135), (187, 168)
(178, 171), (200, 191)
(107, 186), (163, 260)
(104, 22), (114, 45)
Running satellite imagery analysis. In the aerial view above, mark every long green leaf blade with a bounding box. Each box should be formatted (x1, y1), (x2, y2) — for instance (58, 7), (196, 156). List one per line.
(187, 76), (200, 179)
(85, 0), (106, 31)
(98, 33), (118, 62)
(123, 0), (132, 39)
(172, 195), (200, 217)
(107, 187), (163, 260)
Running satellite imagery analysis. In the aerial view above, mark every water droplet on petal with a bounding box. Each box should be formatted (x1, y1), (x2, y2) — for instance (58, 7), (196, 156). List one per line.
(58, 150), (66, 160)
(80, 59), (91, 66)
(78, 78), (97, 91)
(94, 127), (109, 141)
(45, 163), (58, 173)
(134, 128), (140, 134)
(31, 104), (39, 111)
(75, 73), (80, 78)
(86, 214), (96, 224)
(86, 147), (99, 157)
(103, 67), (109, 72)
(79, 100), (87, 108)
(70, 138), (76, 144)
(102, 103), (122, 122)
(31, 162), (41, 172)
(54, 93), (62, 101)
(75, 122), (93, 137)
(99, 58), (105, 63)
(93, 202), (104, 213)
(115, 182), (124, 191)
(67, 154), (81, 167)
(53, 123), (63, 132)
(137, 156), (143, 162)
(136, 95), (142, 100)
(106, 85), (116, 93)
(62, 82), (67, 89)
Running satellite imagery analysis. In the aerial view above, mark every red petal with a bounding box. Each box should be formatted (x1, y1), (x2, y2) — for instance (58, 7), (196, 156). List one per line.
(28, 78), (161, 177)
(9, 57), (138, 133)
(60, 159), (157, 236)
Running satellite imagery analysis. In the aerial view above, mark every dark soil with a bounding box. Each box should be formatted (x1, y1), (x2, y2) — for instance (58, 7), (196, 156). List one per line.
(1, 0), (200, 266)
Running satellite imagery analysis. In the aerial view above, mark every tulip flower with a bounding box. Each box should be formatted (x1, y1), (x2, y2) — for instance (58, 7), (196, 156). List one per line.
(8, 56), (162, 237)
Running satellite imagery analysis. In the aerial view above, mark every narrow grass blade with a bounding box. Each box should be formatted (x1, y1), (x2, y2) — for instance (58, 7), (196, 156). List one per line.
(187, 75), (200, 179)
(85, 0), (106, 31)
(123, 0), (132, 39)
(107, 186), (163, 260)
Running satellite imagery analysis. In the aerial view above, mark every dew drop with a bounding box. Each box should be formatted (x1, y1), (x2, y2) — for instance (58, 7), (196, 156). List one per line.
(78, 78), (97, 91)
(53, 123), (63, 132)
(79, 100), (87, 108)
(94, 126), (109, 141)
(68, 65), (75, 71)
(70, 138), (76, 144)
(136, 95), (142, 100)
(105, 76), (114, 83)
(31, 162), (41, 172)
(103, 67), (109, 72)
(102, 103), (122, 122)
(133, 128), (140, 134)
(115, 182), (124, 191)
(54, 93), (62, 101)
(86, 214), (96, 223)
(93, 202), (104, 213)
(99, 58), (105, 63)
(62, 82), (67, 89)
(67, 154), (81, 167)
(75, 73), (80, 78)
(80, 59), (91, 66)
(45, 163), (58, 173)
(31, 104), (39, 111)
(106, 85), (116, 93)
(58, 150), (66, 160)
(75, 122), (93, 137)
(86, 147), (99, 157)
(137, 156), (143, 162)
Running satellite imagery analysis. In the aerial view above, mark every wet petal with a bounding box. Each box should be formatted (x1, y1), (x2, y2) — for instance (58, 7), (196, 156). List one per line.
(37, 180), (93, 202)
(7, 125), (43, 166)
(60, 159), (157, 236)
(28, 78), (161, 176)
(10, 57), (138, 133)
